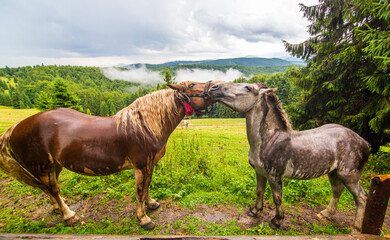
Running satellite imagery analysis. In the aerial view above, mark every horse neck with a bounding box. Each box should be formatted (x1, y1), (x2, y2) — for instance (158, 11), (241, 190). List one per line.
(159, 99), (185, 141)
(245, 102), (264, 149)
(114, 90), (185, 144)
(245, 96), (292, 149)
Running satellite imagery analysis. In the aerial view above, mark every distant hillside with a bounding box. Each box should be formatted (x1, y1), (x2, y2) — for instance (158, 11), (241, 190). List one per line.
(124, 57), (303, 68)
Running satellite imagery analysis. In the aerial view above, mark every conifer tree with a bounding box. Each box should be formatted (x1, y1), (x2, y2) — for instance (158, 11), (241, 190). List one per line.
(36, 91), (53, 111)
(284, 0), (389, 151)
(52, 78), (82, 112)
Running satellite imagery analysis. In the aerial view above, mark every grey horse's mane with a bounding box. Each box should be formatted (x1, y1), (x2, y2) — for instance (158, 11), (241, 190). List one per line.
(265, 91), (293, 133)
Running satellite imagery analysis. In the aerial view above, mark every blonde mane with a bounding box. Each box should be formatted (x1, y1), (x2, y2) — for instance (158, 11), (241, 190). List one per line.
(113, 89), (182, 141)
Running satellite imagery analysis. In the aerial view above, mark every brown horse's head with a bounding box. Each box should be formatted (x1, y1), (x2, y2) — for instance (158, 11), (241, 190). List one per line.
(168, 81), (224, 116)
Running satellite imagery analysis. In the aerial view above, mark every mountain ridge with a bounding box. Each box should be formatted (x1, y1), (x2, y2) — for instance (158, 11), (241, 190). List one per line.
(123, 57), (303, 68)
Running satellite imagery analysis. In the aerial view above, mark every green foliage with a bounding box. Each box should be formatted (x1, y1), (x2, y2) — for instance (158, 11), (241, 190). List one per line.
(365, 150), (390, 174)
(0, 93), (12, 106)
(232, 69), (300, 108)
(36, 91), (53, 111)
(99, 101), (109, 117)
(0, 63), (300, 118)
(284, 0), (390, 151)
(9, 88), (32, 109)
(0, 65), (143, 115)
(209, 103), (243, 118)
(162, 69), (176, 85)
(52, 79), (82, 111)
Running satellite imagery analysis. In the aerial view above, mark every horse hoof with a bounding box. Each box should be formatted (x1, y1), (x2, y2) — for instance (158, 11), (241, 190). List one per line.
(317, 210), (331, 220)
(53, 208), (61, 214)
(246, 207), (259, 218)
(141, 221), (156, 231)
(269, 218), (281, 230)
(317, 212), (325, 220)
(351, 228), (360, 234)
(147, 202), (160, 210)
(65, 215), (79, 226)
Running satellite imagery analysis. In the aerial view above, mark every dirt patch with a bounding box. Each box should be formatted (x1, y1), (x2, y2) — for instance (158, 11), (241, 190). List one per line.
(1, 179), (389, 235)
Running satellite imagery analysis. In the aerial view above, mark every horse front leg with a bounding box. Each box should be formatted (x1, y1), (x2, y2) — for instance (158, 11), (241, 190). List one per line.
(247, 173), (267, 217)
(268, 175), (284, 229)
(134, 167), (156, 230)
(318, 171), (344, 220)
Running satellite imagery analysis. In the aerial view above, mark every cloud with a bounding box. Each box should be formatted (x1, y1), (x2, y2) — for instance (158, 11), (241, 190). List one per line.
(0, 0), (319, 67)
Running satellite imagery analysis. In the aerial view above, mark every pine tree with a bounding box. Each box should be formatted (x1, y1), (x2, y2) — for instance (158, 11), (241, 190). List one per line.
(100, 101), (109, 117)
(283, 0), (389, 151)
(107, 99), (116, 116)
(36, 91), (53, 111)
(162, 70), (176, 86)
(52, 78), (82, 111)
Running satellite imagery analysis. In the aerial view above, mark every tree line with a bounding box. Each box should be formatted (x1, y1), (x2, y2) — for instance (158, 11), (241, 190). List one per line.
(0, 65), (298, 119)
(0, 65), (150, 116)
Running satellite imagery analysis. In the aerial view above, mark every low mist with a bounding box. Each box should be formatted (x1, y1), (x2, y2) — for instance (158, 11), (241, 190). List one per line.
(101, 66), (244, 86)
(101, 65), (162, 85)
(175, 68), (243, 83)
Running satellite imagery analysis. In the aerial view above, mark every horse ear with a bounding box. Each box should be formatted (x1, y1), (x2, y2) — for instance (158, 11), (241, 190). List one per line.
(260, 88), (278, 95)
(167, 84), (183, 91)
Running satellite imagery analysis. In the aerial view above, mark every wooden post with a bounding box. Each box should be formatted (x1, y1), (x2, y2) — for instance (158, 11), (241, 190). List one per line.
(361, 174), (390, 235)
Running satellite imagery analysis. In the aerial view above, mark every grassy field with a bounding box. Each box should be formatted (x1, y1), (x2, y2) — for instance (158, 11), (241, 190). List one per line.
(0, 106), (39, 134)
(0, 108), (388, 236)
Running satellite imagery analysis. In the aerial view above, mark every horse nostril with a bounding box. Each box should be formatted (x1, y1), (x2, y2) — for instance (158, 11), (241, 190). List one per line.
(210, 85), (220, 91)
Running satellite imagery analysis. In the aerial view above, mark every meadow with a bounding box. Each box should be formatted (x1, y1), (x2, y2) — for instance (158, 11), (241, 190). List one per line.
(0, 107), (388, 236)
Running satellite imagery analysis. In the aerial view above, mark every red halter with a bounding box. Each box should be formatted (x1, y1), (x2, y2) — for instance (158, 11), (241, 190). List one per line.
(184, 101), (194, 116)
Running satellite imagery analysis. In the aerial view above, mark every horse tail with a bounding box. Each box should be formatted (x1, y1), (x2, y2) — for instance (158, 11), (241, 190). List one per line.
(0, 123), (43, 188)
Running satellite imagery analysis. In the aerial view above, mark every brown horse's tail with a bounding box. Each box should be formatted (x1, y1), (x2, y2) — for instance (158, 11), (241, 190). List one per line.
(0, 123), (43, 188)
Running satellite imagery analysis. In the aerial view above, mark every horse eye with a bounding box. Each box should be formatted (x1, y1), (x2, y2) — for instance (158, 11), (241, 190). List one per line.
(189, 83), (195, 88)
(245, 86), (252, 91)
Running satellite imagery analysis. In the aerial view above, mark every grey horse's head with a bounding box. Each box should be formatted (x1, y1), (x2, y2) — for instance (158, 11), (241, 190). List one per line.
(208, 82), (272, 113)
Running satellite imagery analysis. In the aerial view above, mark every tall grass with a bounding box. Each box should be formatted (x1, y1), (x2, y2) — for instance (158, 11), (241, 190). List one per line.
(152, 131), (256, 207)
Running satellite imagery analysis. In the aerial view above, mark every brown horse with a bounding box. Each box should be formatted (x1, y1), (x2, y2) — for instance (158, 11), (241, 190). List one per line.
(0, 81), (215, 230)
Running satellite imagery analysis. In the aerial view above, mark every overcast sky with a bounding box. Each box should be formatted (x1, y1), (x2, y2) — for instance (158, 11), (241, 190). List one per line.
(0, 0), (318, 67)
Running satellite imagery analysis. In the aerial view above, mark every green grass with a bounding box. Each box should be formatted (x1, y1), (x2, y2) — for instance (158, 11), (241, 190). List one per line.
(0, 106), (39, 134)
(0, 110), (387, 236)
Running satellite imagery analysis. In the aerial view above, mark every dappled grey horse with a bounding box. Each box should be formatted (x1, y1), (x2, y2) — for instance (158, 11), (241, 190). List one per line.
(209, 83), (370, 231)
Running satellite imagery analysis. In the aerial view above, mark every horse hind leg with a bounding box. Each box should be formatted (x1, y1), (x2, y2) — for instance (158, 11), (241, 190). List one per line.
(47, 167), (67, 214)
(134, 167), (156, 230)
(39, 168), (78, 225)
(318, 170), (344, 220)
(343, 177), (367, 232)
